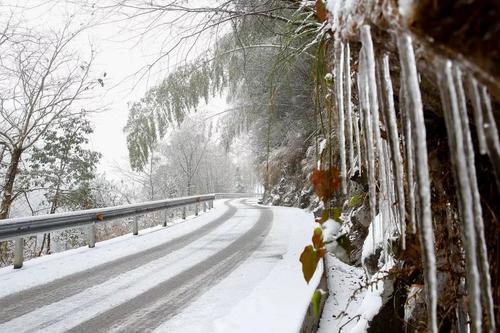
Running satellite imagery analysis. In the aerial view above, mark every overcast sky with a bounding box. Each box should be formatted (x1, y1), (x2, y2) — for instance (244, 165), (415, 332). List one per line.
(1, 0), (229, 178)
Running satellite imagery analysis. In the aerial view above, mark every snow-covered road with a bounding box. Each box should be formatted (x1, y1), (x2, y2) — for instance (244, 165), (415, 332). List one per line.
(0, 199), (322, 333)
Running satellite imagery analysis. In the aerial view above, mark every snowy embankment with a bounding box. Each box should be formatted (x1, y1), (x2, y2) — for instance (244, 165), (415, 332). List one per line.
(318, 213), (394, 332)
(318, 255), (392, 332)
(0, 199), (321, 333)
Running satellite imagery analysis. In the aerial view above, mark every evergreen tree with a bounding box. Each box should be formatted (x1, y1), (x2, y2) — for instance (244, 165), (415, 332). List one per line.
(28, 116), (101, 253)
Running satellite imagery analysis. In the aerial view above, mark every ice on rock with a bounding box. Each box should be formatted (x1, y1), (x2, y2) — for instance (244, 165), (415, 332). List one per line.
(335, 39), (347, 195)
(465, 76), (487, 155)
(455, 67), (496, 333)
(354, 111), (362, 174)
(381, 54), (406, 248)
(357, 47), (377, 247)
(439, 61), (482, 333)
(360, 25), (389, 259)
(400, 75), (416, 235)
(344, 42), (355, 176)
(397, 33), (437, 333)
(480, 86), (500, 190)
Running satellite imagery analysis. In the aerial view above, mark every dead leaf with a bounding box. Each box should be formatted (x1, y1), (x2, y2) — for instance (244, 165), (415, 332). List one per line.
(315, 0), (328, 23)
(310, 168), (341, 203)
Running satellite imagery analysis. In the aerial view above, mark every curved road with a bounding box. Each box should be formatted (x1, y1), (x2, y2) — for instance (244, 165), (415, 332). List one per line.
(0, 200), (274, 332)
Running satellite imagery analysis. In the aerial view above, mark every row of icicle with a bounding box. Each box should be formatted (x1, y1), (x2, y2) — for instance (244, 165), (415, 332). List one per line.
(332, 25), (497, 333)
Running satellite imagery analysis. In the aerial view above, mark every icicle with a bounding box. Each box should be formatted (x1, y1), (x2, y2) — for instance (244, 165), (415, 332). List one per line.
(354, 111), (362, 175)
(439, 60), (482, 333)
(480, 86), (500, 190)
(381, 141), (397, 262)
(465, 76), (487, 155)
(344, 42), (355, 176)
(360, 25), (389, 255)
(397, 34), (437, 333)
(380, 141), (391, 263)
(454, 67), (495, 333)
(383, 140), (397, 234)
(400, 76), (416, 234)
(381, 54), (406, 249)
(357, 75), (367, 173)
(358, 47), (377, 247)
(335, 39), (347, 195)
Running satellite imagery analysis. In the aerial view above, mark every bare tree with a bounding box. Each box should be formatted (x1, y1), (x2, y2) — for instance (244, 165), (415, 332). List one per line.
(74, 0), (309, 79)
(0, 23), (98, 219)
(162, 121), (208, 196)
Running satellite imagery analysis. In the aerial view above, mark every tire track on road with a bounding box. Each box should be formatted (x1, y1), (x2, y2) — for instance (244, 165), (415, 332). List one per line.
(0, 200), (238, 324)
(68, 203), (273, 333)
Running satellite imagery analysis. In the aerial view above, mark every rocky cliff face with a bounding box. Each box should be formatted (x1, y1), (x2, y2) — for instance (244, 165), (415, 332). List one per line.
(268, 1), (499, 331)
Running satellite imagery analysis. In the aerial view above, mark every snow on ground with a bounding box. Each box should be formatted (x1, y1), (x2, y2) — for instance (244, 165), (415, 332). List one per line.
(317, 254), (365, 332)
(154, 204), (322, 333)
(318, 212), (394, 332)
(0, 199), (230, 298)
(0, 200), (260, 333)
(0, 199), (323, 333)
(361, 213), (384, 264)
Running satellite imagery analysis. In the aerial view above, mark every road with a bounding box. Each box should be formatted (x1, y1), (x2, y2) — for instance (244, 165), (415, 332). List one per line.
(0, 199), (320, 333)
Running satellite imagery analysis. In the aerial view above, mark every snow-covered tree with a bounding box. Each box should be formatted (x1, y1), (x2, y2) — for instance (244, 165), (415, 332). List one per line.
(0, 24), (100, 220)
(234, 167), (245, 193)
(28, 116), (101, 254)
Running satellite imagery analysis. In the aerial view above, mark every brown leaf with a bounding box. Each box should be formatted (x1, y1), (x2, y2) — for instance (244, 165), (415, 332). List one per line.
(96, 213), (104, 221)
(315, 0), (328, 23)
(310, 168), (341, 202)
(300, 245), (320, 283)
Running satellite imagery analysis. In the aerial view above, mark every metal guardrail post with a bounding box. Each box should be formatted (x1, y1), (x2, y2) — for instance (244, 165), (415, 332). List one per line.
(163, 210), (168, 227)
(203, 201), (207, 212)
(88, 223), (96, 248)
(209, 200), (214, 209)
(13, 237), (24, 269)
(182, 206), (186, 219)
(133, 216), (139, 235)
(195, 203), (199, 216)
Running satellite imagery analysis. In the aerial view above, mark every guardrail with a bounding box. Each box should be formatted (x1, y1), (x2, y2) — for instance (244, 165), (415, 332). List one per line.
(0, 194), (218, 269)
(213, 193), (261, 199)
(0, 193), (263, 269)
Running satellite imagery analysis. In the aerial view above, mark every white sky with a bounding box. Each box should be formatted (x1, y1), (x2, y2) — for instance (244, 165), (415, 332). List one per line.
(1, 0), (230, 178)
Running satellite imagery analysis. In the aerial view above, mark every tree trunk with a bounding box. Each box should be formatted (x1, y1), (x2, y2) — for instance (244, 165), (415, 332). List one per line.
(0, 146), (6, 166)
(46, 233), (51, 254)
(0, 148), (22, 220)
(38, 234), (46, 256)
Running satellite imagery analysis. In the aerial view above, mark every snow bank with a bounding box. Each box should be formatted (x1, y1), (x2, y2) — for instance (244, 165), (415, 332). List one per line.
(361, 213), (384, 265)
(318, 214), (395, 332)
